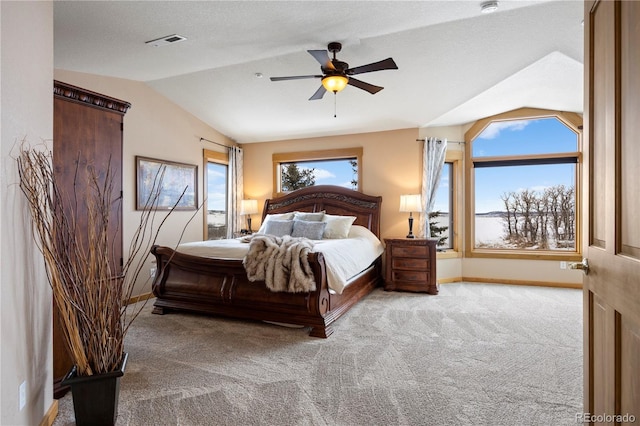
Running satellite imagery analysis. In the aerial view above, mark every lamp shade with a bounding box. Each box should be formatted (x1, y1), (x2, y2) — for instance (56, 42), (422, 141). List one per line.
(321, 75), (349, 93)
(240, 199), (258, 215)
(399, 194), (422, 213)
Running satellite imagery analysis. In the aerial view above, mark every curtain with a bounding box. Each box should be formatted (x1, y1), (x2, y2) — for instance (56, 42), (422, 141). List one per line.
(418, 137), (447, 238)
(227, 146), (244, 238)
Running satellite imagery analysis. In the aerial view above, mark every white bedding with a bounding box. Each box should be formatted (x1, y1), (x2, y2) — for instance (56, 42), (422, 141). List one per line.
(176, 225), (384, 294)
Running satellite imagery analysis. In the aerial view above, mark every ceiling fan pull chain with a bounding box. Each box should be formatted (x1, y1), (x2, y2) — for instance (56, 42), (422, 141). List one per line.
(334, 93), (338, 118)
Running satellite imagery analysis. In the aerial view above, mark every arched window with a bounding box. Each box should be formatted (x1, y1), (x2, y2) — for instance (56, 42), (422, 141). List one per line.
(465, 108), (582, 260)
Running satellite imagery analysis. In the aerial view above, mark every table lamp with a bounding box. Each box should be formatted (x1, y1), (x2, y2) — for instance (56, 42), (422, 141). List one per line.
(399, 194), (422, 239)
(240, 199), (259, 233)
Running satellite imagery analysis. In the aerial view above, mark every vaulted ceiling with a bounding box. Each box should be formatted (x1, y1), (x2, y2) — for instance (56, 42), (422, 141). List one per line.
(54, 1), (584, 143)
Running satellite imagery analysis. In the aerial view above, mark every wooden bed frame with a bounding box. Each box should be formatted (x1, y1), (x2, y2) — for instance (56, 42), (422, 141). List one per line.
(150, 185), (383, 338)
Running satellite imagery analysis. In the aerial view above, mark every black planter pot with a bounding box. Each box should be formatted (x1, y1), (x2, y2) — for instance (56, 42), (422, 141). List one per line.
(61, 352), (128, 426)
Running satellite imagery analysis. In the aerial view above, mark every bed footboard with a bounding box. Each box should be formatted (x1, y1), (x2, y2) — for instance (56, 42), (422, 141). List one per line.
(150, 245), (380, 337)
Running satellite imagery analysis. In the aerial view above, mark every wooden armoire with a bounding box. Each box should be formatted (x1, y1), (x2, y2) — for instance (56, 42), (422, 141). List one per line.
(52, 81), (130, 398)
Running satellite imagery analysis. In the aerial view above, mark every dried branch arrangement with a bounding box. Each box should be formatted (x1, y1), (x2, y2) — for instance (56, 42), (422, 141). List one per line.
(17, 143), (192, 376)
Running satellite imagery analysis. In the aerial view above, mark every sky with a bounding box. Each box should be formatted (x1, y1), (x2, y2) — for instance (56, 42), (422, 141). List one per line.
(296, 159), (357, 189)
(207, 162), (227, 211)
(206, 117), (578, 213)
(431, 163), (451, 214)
(473, 117), (578, 212)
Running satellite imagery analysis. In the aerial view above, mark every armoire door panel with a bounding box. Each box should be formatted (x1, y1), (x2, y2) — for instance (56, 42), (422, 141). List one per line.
(53, 99), (124, 275)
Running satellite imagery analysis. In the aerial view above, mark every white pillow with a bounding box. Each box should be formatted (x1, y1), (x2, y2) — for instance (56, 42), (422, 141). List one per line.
(322, 214), (357, 239)
(256, 212), (295, 234)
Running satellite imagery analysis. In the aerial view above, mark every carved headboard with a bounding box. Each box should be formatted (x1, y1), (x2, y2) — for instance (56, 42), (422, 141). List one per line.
(263, 185), (382, 238)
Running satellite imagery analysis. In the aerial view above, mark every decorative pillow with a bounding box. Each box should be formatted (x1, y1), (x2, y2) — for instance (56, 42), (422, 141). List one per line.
(256, 212), (295, 234)
(291, 220), (326, 240)
(293, 211), (325, 222)
(263, 219), (294, 237)
(322, 214), (357, 239)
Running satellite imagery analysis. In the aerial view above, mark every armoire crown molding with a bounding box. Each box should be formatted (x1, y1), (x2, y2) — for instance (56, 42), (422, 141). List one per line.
(53, 80), (131, 114)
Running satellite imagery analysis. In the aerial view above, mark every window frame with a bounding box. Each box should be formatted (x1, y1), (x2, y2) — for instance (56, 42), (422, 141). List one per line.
(203, 149), (229, 240)
(464, 108), (583, 261)
(436, 150), (462, 259)
(272, 147), (363, 197)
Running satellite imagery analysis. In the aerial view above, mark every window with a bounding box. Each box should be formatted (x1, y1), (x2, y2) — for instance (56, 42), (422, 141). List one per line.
(465, 109), (582, 259)
(272, 148), (363, 196)
(431, 162), (453, 250)
(431, 150), (462, 255)
(204, 149), (228, 240)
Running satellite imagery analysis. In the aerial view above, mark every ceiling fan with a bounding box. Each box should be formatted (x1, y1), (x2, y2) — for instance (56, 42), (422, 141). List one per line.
(270, 42), (398, 101)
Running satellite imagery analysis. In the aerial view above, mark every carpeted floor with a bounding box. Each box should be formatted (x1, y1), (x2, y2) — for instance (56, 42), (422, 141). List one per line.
(53, 283), (583, 426)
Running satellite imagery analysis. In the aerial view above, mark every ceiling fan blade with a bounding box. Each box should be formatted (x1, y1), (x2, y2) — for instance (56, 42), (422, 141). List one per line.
(270, 75), (322, 81)
(347, 77), (383, 94)
(307, 50), (336, 70)
(309, 85), (327, 101)
(347, 58), (398, 75)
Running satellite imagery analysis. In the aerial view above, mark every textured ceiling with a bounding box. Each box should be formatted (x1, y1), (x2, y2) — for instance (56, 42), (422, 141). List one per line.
(53, 1), (584, 143)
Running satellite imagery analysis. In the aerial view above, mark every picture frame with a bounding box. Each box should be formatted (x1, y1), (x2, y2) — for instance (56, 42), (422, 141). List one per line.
(136, 156), (198, 210)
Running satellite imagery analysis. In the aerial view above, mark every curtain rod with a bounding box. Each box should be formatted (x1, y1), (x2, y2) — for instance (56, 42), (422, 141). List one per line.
(416, 138), (466, 144)
(200, 137), (236, 149)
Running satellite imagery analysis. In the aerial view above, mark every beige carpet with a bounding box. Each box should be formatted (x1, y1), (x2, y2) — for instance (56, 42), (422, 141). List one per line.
(53, 283), (583, 426)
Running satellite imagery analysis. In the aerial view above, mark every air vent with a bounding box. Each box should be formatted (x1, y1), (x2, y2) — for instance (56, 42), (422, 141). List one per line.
(145, 34), (187, 47)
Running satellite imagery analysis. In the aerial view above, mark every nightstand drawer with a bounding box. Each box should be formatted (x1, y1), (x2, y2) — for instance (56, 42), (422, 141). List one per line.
(391, 257), (429, 270)
(392, 245), (429, 258)
(392, 270), (428, 282)
(391, 280), (433, 293)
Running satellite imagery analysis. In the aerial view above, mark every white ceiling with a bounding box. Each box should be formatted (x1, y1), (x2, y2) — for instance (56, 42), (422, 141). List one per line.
(53, 1), (584, 144)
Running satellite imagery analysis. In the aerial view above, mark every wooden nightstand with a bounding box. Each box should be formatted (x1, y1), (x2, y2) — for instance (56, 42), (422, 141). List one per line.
(384, 238), (438, 294)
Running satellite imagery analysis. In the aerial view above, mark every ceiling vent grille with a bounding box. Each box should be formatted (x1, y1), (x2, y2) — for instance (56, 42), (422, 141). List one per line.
(145, 34), (187, 47)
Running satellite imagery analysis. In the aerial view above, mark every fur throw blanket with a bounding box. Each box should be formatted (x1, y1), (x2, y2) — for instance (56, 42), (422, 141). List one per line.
(243, 234), (316, 293)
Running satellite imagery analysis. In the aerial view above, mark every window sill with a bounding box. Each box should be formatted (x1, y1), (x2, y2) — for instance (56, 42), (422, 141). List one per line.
(464, 249), (582, 261)
(436, 250), (461, 260)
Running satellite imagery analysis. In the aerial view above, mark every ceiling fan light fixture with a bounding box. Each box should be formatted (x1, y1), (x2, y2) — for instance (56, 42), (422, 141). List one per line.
(322, 75), (349, 93)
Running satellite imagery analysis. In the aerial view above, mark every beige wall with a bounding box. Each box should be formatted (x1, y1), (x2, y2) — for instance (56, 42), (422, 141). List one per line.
(243, 128), (422, 240)
(462, 258), (582, 285)
(1, 2), (54, 424)
(53, 69), (235, 295)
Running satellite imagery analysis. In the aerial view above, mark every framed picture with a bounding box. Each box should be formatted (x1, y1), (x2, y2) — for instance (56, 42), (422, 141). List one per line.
(136, 156), (198, 210)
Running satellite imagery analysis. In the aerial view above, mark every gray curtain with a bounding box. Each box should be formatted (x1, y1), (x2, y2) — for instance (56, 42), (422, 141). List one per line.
(226, 146), (244, 238)
(418, 137), (447, 238)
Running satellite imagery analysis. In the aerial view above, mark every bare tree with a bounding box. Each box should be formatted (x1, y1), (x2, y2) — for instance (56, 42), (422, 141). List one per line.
(498, 184), (575, 249)
(501, 192), (515, 237)
(560, 185), (575, 244)
(547, 185), (563, 241)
